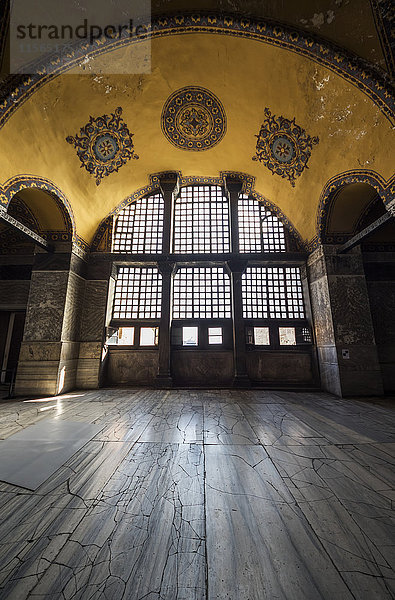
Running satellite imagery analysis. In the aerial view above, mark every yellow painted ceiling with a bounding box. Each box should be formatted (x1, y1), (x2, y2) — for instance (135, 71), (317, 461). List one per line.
(327, 183), (379, 233)
(15, 189), (70, 231)
(150, 0), (388, 72)
(0, 33), (393, 244)
(1, 0), (388, 76)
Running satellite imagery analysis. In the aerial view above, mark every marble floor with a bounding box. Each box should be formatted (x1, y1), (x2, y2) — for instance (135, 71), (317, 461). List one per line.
(0, 389), (394, 600)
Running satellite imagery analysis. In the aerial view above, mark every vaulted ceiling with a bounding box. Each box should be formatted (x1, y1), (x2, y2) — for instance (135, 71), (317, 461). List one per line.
(0, 1), (393, 247)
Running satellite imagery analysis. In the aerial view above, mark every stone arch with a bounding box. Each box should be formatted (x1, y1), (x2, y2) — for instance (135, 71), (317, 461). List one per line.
(316, 170), (393, 244)
(0, 175), (75, 249)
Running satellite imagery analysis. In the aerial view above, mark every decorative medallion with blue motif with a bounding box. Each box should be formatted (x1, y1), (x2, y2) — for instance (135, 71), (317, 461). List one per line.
(161, 87), (227, 151)
(253, 108), (318, 187)
(66, 107), (139, 185)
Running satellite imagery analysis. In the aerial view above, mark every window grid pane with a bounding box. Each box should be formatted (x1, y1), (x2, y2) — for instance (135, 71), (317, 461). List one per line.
(113, 267), (162, 319)
(173, 186), (230, 253)
(173, 266), (232, 319)
(238, 194), (286, 253)
(113, 193), (164, 253)
(242, 266), (305, 319)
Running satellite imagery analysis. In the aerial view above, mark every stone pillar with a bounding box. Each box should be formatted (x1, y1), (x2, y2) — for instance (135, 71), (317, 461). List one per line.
(225, 176), (250, 386)
(225, 174), (242, 254)
(76, 259), (115, 389)
(227, 259), (250, 387)
(159, 171), (178, 254)
(156, 262), (175, 387)
(308, 244), (383, 396)
(15, 245), (86, 396)
(155, 172), (178, 387)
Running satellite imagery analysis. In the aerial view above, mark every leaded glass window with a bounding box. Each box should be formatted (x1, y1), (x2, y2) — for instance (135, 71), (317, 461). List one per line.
(173, 186), (230, 253)
(238, 194), (286, 253)
(113, 193), (164, 253)
(173, 266), (232, 319)
(113, 267), (162, 319)
(242, 266), (305, 319)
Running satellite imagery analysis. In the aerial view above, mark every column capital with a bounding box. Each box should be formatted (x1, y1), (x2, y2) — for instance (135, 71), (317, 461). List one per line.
(157, 260), (176, 276)
(226, 258), (248, 275)
(158, 172), (180, 196)
(224, 175), (243, 197)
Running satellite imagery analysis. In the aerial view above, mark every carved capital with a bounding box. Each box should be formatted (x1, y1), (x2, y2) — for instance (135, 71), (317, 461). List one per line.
(158, 172), (180, 196)
(226, 258), (248, 275)
(157, 260), (176, 276)
(224, 175), (243, 197)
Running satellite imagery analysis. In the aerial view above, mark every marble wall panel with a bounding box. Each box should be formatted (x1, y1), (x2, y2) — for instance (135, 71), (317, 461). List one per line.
(79, 281), (109, 342)
(325, 252), (365, 277)
(307, 246), (326, 283)
(171, 351), (234, 384)
(57, 358), (79, 394)
(76, 357), (101, 389)
(61, 272), (84, 342)
(18, 341), (62, 362)
(23, 271), (69, 342)
(77, 341), (102, 359)
(107, 349), (159, 385)
(309, 278), (335, 347)
(60, 341), (80, 362)
(328, 274), (375, 345)
(308, 246), (383, 396)
(246, 352), (313, 383)
(0, 280), (30, 309)
(76, 342), (103, 389)
(14, 360), (60, 396)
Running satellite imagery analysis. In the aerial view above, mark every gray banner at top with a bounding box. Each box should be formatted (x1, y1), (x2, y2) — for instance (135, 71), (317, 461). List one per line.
(10, 0), (151, 74)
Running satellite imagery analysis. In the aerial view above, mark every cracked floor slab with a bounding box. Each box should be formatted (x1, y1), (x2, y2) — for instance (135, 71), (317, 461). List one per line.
(0, 388), (393, 599)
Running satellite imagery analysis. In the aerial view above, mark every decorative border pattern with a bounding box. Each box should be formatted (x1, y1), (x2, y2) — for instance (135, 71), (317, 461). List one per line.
(91, 170), (305, 252)
(161, 86), (227, 151)
(314, 169), (395, 245)
(0, 12), (394, 131)
(7, 195), (40, 232)
(66, 107), (139, 185)
(253, 108), (319, 186)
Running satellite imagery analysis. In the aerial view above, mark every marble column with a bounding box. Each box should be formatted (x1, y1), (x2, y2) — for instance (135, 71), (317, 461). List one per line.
(225, 176), (250, 387)
(308, 244), (383, 396)
(15, 244), (86, 396)
(156, 172), (178, 387)
(76, 259), (115, 389)
(227, 259), (250, 387)
(156, 262), (175, 387)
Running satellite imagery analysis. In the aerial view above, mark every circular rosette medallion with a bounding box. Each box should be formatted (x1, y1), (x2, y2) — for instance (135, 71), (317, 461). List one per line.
(92, 133), (120, 162)
(270, 135), (296, 164)
(161, 87), (227, 151)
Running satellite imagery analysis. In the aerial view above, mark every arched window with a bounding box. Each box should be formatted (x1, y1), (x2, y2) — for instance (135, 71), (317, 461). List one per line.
(107, 182), (311, 383)
(238, 194), (286, 253)
(113, 192), (164, 253)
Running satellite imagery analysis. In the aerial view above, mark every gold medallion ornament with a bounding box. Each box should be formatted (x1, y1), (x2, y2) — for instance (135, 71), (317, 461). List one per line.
(161, 87), (227, 151)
